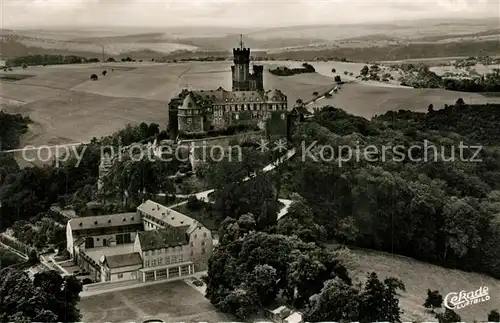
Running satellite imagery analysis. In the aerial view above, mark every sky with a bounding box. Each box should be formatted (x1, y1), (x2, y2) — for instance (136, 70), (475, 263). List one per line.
(1, 0), (498, 29)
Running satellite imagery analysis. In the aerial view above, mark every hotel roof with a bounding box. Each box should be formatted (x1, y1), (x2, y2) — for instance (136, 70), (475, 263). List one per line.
(137, 200), (196, 228)
(137, 227), (189, 251)
(68, 212), (141, 231)
(103, 252), (143, 269)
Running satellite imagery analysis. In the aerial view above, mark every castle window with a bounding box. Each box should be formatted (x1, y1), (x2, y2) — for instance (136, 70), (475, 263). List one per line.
(235, 113), (239, 120)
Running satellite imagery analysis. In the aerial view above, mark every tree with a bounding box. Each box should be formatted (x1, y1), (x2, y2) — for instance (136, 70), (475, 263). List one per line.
(304, 278), (360, 322)
(488, 309), (500, 322)
(21, 63), (28, 69)
(296, 99), (304, 106)
(277, 193), (326, 243)
(428, 104), (434, 113)
(423, 289), (443, 312)
(0, 269), (82, 322)
(334, 75), (341, 83)
(331, 68), (336, 73)
(455, 97), (465, 106)
(358, 272), (405, 323)
(102, 70), (107, 76)
(436, 308), (461, 323)
(90, 74), (98, 81)
(106, 57), (116, 63)
(360, 65), (369, 76)
(313, 91), (319, 96)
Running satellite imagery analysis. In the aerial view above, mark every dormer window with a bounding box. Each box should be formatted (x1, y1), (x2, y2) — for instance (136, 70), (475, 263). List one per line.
(123, 218), (126, 222)
(94, 221), (98, 225)
(79, 222), (82, 226)
(108, 220), (111, 224)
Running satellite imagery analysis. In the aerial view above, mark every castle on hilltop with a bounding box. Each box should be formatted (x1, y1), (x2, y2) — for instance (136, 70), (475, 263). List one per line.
(168, 35), (288, 137)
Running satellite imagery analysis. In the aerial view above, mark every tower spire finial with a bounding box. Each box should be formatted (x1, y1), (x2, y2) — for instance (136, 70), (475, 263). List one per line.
(240, 34), (244, 49)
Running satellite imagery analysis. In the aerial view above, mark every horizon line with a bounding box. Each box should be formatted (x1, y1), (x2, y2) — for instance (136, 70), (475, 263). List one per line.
(4, 16), (499, 31)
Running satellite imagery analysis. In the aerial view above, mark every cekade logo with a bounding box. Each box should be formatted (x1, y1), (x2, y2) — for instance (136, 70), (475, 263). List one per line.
(444, 286), (490, 310)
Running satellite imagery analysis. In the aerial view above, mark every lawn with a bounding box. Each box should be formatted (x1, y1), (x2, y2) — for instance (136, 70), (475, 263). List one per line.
(340, 247), (500, 322)
(78, 280), (233, 323)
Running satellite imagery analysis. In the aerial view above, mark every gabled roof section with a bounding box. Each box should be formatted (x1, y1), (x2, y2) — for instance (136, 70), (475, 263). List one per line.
(269, 89), (286, 101)
(137, 227), (189, 251)
(68, 212), (141, 231)
(104, 252), (143, 269)
(137, 200), (196, 228)
(181, 92), (200, 109)
(74, 237), (85, 247)
(293, 105), (311, 115)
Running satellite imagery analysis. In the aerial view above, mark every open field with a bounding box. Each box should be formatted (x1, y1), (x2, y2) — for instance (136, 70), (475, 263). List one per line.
(1, 60), (500, 153)
(0, 61), (336, 149)
(308, 82), (500, 119)
(78, 280), (233, 323)
(346, 248), (500, 322)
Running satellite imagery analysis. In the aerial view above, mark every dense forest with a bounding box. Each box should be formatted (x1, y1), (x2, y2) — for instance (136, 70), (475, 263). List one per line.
(0, 119), (164, 229)
(0, 111), (30, 150)
(199, 102), (500, 321)
(276, 104), (500, 280)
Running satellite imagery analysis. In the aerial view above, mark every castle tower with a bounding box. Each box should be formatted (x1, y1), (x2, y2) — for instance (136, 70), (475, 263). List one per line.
(232, 34), (250, 91)
(252, 65), (264, 91)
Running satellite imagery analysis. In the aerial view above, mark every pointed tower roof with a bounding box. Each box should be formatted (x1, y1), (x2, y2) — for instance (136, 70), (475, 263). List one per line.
(181, 92), (199, 109)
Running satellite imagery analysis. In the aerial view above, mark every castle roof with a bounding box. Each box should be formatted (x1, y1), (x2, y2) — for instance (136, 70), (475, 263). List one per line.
(180, 92), (200, 109)
(269, 89), (286, 101)
(190, 89), (283, 104)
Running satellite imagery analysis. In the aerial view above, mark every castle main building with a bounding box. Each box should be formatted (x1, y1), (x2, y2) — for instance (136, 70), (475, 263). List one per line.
(168, 37), (288, 136)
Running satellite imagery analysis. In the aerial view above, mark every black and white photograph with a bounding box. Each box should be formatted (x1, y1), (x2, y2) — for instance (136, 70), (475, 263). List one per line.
(0, 0), (499, 322)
